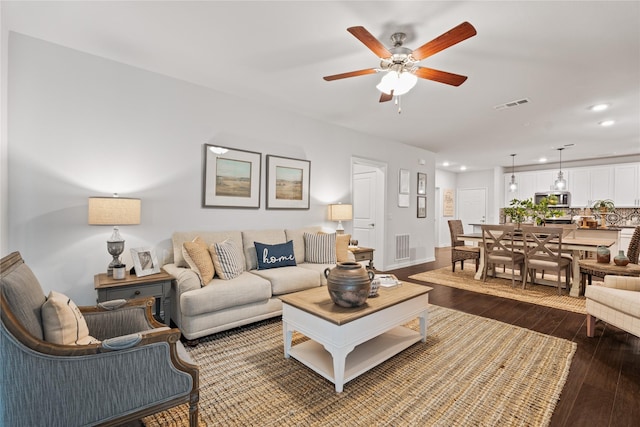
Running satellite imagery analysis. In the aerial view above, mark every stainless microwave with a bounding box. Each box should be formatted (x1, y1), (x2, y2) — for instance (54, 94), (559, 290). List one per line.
(534, 192), (571, 207)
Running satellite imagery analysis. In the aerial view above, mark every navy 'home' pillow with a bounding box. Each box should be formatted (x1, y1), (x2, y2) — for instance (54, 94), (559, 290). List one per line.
(254, 240), (297, 270)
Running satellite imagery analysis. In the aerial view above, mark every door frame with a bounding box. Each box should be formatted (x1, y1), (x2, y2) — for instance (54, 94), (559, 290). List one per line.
(351, 156), (387, 270)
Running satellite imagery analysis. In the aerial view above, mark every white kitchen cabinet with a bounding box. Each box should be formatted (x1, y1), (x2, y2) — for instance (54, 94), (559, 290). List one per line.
(614, 163), (640, 207)
(568, 166), (614, 208)
(619, 228), (635, 254)
(503, 170), (559, 206)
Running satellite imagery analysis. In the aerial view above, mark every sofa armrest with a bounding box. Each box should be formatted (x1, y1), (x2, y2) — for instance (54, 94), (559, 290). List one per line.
(603, 275), (640, 292)
(163, 263), (201, 294)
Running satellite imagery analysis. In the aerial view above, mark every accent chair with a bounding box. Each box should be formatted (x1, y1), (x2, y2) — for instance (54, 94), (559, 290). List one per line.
(0, 251), (199, 426)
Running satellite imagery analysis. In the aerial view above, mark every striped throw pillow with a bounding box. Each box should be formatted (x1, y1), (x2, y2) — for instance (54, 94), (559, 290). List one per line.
(210, 239), (245, 280)
(304, 232), (337, 264)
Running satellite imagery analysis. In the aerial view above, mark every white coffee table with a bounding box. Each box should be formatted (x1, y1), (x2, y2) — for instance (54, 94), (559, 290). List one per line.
(280, 282), (432, 392)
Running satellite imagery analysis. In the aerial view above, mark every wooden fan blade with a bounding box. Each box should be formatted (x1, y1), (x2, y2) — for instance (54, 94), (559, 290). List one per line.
(347, 26), (392, 58)
(323, 68), (377, 81)
(415, 67), (468, 86)
(411, 22), (477, 61)
(379, 90), (394, 103)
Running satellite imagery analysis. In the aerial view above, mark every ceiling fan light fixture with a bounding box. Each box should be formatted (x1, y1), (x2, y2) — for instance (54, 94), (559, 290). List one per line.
(376, 70), (417, 96)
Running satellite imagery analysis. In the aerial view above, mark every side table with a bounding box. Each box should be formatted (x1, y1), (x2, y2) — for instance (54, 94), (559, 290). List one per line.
(579, 259), (640, 295)
(94, 270), (173, 325)
(348, 246), (375, 269)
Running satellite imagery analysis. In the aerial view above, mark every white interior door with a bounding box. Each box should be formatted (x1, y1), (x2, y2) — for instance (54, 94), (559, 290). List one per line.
(458, 188), (487, 233)
(353, 171), (377, 248)
(352, 158), (386, 269)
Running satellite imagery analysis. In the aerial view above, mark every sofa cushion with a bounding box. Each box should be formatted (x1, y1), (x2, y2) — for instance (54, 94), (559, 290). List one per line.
(41, 291), (100, 345)
(250, 266), (321, 295)
(298, 262), (335, 286)
(180, 272), (272, 315)
(172, 230), (244, 268)
(211, 239), (245, 280)
(255, 241), (297, 270)
(336, 234), (351, 262)
(182, 236), (215, 285)
(242, 229), (287, 271)
(285, 226), (323, 264)
(304, 232), (337, 264)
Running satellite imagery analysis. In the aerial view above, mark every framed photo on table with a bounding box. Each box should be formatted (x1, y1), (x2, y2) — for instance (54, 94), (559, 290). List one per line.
(266, 155), (310, 209)
(203, 144), (261, 208)
(131, 247), (160, 277)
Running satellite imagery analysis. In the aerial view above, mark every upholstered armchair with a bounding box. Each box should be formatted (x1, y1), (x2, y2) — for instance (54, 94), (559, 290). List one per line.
(1, 252), (199, 426)
(586, 275), (640, 338)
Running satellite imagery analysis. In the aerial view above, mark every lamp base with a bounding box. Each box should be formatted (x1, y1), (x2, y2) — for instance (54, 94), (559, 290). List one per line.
(106, 240), (125, 276)
(336, 220), (345, 235)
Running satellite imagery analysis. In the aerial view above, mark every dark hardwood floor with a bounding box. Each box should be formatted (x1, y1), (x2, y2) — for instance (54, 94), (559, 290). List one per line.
(388, 247), (640, 427)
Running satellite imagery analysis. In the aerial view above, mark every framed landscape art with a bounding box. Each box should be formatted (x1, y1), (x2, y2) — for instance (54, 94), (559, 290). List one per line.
(203, 144), (261, 208)
(266, 155), (310, 209)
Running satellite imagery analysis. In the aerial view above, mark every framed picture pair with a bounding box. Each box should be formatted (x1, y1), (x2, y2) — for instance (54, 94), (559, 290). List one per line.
(202, 144), (310, 209)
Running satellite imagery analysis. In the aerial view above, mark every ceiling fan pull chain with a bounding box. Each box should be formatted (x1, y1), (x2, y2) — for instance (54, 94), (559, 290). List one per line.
(396, 95), (402, 114)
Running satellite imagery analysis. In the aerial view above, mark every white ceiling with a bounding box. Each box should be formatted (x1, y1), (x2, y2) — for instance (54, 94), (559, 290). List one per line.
(4, 1), (640, 171)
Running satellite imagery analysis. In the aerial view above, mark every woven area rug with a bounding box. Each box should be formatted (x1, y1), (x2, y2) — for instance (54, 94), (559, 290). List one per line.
(143, 306), (576, 426)
(409, 267), (587, 314)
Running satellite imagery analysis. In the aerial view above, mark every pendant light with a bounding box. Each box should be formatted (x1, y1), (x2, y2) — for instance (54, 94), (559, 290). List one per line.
(554, 147), (567, 190)
(508, 154), (518, 192)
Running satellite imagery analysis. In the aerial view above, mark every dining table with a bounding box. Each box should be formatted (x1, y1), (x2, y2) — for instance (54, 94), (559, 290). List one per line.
(458, 232), (616, 297)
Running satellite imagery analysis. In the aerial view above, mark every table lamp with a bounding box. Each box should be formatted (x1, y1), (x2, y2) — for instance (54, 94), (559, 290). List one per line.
(328, 203), (353, 234)
(88, 194), (141, 275)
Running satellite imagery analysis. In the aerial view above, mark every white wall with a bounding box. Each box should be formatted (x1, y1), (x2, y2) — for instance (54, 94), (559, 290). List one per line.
(4, 33), (436, 304)
(434, 169), (458, 247)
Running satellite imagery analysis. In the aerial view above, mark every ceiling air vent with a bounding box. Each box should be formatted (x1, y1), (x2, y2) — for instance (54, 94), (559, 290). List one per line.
(494, 98), (530, 111)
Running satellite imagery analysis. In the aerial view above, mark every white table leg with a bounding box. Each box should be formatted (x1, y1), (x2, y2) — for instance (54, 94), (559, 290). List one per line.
(474, 247), (485, 280)
(283, 321), (293, 358)
(419, 309), (428, 342)
(570, 249), (581, 297)
(324, 344), (355, 393)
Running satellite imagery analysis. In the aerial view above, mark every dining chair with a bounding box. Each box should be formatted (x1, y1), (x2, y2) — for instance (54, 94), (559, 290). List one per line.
(448, 219), (480, 273)
(579, 225), (640, 286)
(521, 226), (571, 295)
(480, 224), (524, 287)
(541, 223), (578, 279)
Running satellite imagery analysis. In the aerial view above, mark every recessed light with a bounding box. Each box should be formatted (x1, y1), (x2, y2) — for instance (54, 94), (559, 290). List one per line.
(599, 119), (615, 127)
(460, 166), (467, 171)
(539, 157), (547, 163)
(589, 103), (610, 112)
(442, 161), (450, 167)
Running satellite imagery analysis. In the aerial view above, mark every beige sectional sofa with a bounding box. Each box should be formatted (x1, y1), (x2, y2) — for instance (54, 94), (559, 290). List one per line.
(162, 226), (351, 341)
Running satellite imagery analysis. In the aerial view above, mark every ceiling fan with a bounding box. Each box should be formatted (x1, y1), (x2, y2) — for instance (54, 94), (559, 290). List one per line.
(323, 22), (477, 103)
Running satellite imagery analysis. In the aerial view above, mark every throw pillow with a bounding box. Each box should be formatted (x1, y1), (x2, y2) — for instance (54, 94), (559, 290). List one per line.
(41, 291), (100, 345)
(336, 233), (351, 262)
(183, 236), (215, 286)
(210, 239), (245, 280)
(304, 232), (337, 264)
(255, 241), (297, 270)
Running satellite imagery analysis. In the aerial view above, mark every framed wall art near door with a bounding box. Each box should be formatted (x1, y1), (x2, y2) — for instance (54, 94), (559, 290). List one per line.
(266, 155), (310, 209)
(417, 172), (427, 195)
(417, 196), (427, 218)
(203, 144), (261, 208)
